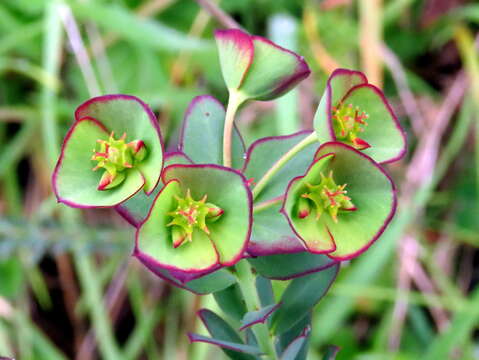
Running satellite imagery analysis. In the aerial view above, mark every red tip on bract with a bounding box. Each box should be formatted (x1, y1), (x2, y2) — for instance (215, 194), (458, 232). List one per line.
(352, 137), (371, 150)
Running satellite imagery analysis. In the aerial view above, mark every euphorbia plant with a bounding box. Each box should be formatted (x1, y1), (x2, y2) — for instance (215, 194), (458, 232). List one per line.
(53, 28), (406, 360)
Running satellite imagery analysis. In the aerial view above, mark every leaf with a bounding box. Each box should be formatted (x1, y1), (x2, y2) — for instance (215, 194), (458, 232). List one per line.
(283, 142), (397, 260)
(256, 276), (274, 307)
(213, 284), (247, 322)
(239, 35), (310, 101)
(135, 180), (219, 272)
(239, 303), (281, 331)
(139, 265), (236, 295)
(162, 164), (252, 266)
(271, 263), (339, 334)
(313, 69), (406, 164)
(75, 95), (164, 193)
(69, 2), (212, 52)
(248, 202), (306, 256)
(248, 252), (337, 280)
(215, 29), (254, 90)
(277, 313), (312, 360)
(198, 309), (259, 360)
(53, 117), (145, 208)
(179, 95), (245, 169)
(243, 131), (317, 203)
(279, 327), (310, 360)
(185, 269), (237, 294)
(188, 333), (262, 357)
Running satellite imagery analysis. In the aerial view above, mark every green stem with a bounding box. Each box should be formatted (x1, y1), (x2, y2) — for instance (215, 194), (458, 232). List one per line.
(252, 132), (317, 199)
(253, 196), (284, 213)
(235, 260), (278, 360)
(223, 91), (244, 168)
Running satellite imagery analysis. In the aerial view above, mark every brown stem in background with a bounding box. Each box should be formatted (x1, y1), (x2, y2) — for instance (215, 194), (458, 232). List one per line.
(382, 44), (426, 137)
(303, 5), (341, 75)
(194, 0), (243, 30)
(359, 0), (383, 87)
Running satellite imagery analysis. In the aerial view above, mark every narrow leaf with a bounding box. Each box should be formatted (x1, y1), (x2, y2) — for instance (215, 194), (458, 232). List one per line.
(198, 309), (258, 360)
(213, 284), (247, 322)
(272, 264), (339, 334)
(188, 333), (262, 356)
(280, 327), (310, 360)
(239, 303), (281, 331)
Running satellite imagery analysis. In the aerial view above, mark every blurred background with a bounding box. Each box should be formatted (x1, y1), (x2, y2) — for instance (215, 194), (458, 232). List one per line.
(0, 0), (478, 359)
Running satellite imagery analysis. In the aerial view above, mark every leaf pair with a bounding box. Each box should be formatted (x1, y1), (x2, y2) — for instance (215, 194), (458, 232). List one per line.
(53, 95), (163, 208)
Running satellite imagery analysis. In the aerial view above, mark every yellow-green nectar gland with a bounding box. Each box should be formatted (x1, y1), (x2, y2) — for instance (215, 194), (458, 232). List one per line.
(298, 171), (356, 223)
(167, 189), (224, 248)
(332, 102), (371, 150)
(91, 131), (147, 191)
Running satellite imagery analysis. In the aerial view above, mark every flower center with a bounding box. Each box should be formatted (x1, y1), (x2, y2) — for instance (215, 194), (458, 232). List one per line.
(332, 102), (371, 150)
(298, 170), (355, 223)
(91, 131), (147, 191)
(167, 189), (223, 248)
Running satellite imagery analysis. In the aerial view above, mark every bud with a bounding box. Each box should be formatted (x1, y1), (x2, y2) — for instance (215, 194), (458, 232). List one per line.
(128, 140), (147, 162)
(171, 226), (188, 248)
(297, 197), (311, 219)
(352, 137), (371, 150)
(97, 171), (125, 191)
(206, 203), (224, 221)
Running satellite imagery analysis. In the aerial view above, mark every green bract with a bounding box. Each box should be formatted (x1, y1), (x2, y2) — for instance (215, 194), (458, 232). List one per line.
(135, 164), (252, 273)
(282, 142), (397, 260)
(215, 29), (310, 101)
(313, 69), (407, 164)
(53, 95), (163, 208)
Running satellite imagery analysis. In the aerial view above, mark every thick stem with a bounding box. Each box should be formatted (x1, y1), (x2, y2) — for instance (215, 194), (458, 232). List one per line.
(235, 260), (278, 360)
(252, 132), (317, 199)
(223, 91), (244, 168)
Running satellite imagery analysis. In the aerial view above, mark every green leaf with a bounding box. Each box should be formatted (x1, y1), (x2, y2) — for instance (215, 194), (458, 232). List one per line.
(343, 85), (406, 163)
(143, 266), (236, 295)
(75, 95), (164, 193)
(248, 252), (337, 280)
(256, 276), (275, 307)
(248, 202), (306, 256)
(277, 313), (312, 360)
(162, 164), (252, 266)
(239, 303), (281, 331)
(53, 118), (145, 208)
(283, 142), (397, 260)
(188, 333), (262, 358)
(213, 284), (247, 322)
(185, 269), (237, 294)
(244, 131), (317, 204)
(279, 327), (310, 360)
(180, 95), (245, 169)
(271, 263), (339, 334)
(215, 29), (254, 90)
(136, 180), (219, 272)
(313, 69), (406, 164)
(239, 36), (310, 101)
(197, 309), (259, 360)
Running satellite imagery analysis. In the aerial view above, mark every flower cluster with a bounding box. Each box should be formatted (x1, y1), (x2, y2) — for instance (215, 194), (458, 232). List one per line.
(53, 28), (405, 286)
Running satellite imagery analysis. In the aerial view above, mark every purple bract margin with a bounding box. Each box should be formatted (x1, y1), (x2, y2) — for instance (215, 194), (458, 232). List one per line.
(281, 141), (398, 261)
